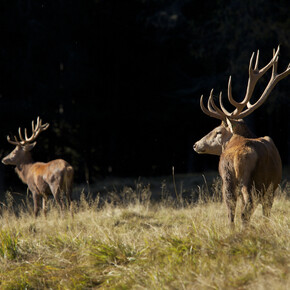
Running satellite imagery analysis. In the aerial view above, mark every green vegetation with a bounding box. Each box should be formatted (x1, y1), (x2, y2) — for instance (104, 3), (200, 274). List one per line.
(0, 180), (289, 289)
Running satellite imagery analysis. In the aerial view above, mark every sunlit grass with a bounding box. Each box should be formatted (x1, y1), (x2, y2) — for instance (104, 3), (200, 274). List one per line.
(0, 179), (289, 289)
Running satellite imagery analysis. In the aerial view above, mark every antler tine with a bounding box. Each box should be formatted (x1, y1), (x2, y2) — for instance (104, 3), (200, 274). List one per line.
(209, 90), (227, 118)
(6, 131), (23, 146)
(207, 89), (217, 114)
(6, 135), (20, 146)
(200, 95), (212, 116)
(272, 48), (278, 76)
(227, 75), (240, 109)
(31, 119), (35, 132)
(24, 128), (28, 141)
(200, 90), (226, 121)
(6, 135), (13, 144)
(18, 127), (25, 142)
(219, 91), (232, 116)
(226, 51), (258, 117)
(32, 117), (40, 133)
(242, 51), (258, 104)
(42, 122), (50, 130)
(254, 49), (259, 70)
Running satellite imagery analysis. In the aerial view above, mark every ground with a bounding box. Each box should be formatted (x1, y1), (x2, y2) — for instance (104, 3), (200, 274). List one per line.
(0, 176), (289, 289)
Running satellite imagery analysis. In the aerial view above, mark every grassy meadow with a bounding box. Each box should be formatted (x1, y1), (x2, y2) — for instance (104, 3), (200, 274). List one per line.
(0, 176), (289, 289)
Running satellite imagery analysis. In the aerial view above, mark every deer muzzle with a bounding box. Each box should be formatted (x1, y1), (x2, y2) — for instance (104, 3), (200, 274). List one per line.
(193, 142), (206, 154)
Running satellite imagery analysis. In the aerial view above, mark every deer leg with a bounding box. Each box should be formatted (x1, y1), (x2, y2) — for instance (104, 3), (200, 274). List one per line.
(64, 167), (74, 218)
(49, 183), (64, 215)
(32, 191), (41, 218)
(65, 190), (74, 218)
(222, 177), (237, 229)
(55, 188), (64, 212)
(42, 198), (47, 218)
(241, 184), (256, 226)
(63, 184), (72, 211)
(61, 173), (74, 217)
(262, 184), (275, 218)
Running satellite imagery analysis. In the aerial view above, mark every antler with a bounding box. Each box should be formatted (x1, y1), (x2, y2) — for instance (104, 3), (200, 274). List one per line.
(7, 117), (50, 146)
(200, 46), (290, 121)
(200, 89), (227, 121)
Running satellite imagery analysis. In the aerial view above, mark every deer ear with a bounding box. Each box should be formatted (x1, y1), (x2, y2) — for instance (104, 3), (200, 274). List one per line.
(226, 118), (234, 133)
(23, 142), (37, 152)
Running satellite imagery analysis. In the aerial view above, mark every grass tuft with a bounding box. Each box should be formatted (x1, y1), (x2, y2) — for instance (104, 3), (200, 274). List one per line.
(0, 229), (20, 260)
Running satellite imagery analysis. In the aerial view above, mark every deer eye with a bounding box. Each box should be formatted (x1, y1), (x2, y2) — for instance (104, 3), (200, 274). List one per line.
(216, 131), (222, 135)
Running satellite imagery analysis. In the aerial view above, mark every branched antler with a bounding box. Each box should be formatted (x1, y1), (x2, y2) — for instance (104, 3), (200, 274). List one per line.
(7, 117), (50, 146)
(200, 46), (290, 121)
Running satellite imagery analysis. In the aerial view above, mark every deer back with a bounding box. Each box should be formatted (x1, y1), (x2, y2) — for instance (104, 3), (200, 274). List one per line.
(219, 134), (282, 191)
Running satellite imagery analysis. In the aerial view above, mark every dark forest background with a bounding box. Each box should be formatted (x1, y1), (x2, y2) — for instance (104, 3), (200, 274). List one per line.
(0, 0), (289, 188)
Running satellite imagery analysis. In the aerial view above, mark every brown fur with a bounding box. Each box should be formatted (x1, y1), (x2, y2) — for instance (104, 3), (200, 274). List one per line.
(219, 123), (282, 227)
(2, 146), (74, 217)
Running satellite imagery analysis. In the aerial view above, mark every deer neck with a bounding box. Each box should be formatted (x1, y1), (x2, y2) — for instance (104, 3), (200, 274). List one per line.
(222, 134), (248, 154)
(15, 154), (34, 184)
(221, 121), (257, 154)
(221, 137), (232, 153)
(230, 121), (257, 138)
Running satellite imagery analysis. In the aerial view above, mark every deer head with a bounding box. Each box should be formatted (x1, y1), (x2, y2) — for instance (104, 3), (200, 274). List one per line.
(2, 117), (50, 165)
(193, 46), (290, 155)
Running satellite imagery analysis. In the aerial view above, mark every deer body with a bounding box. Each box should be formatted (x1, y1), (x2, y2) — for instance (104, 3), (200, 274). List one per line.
(2, 118), (74, 217)
(218, 127), (281, 225)
(221, 134), (282, 192)
(194, 46), (289, 227)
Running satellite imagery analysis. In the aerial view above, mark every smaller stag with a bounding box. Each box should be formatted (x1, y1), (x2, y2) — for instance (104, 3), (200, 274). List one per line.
(193, 46), (290, 227)
(2, 117), (74, 217)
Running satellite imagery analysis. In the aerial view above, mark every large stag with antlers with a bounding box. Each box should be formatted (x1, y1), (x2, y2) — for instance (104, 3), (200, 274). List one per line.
(2, 117), (74, 217)
(194, 46), (289, 228)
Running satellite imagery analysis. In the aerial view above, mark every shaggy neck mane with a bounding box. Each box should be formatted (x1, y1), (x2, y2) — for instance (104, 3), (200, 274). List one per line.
(230, 120), (256, 138)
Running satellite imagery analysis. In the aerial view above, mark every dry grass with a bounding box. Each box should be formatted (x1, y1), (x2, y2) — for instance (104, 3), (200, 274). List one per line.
(0, 178), (289, 289)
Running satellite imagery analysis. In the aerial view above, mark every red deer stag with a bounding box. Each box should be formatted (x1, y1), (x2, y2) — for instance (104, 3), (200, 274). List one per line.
(193, 46), (290, 228)
(2, 117), (74, 217)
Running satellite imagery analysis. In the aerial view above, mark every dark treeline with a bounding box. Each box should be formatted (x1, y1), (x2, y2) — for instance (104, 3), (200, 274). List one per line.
(0, 0), (289, 186)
